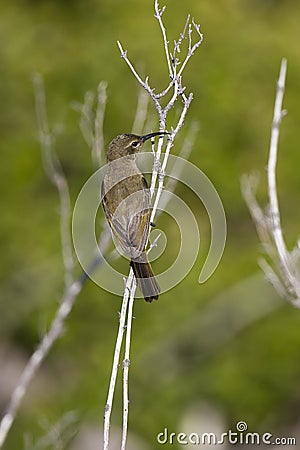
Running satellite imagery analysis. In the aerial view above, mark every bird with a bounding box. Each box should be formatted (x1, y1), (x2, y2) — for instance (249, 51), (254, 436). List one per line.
(101, 132), (168, 302)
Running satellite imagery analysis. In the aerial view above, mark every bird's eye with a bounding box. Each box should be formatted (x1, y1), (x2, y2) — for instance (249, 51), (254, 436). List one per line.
(131, 141), (139, 148)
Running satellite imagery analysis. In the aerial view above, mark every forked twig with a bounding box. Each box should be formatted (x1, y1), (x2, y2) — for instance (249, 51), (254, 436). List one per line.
(103, 1), (203, 448)
(121, 281), (135, 450)
(242, 58), (300, 306)
(0, 281), (81, 448)
(0, 1), (203, 447)
(103, 270), (134, 450)
(0, 78), (111, 447)
(73, 81), (108, 168)
(33, 73), (75, 288)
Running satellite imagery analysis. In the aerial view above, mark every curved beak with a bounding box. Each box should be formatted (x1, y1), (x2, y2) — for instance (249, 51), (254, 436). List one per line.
(141, 131), (170, 142)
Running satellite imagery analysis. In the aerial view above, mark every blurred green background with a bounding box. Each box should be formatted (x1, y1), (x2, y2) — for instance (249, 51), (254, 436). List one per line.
(1, 0), (300, 448)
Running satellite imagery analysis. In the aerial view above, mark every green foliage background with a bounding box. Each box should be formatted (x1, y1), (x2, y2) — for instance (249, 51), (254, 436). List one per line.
(1, 0), (300, 448)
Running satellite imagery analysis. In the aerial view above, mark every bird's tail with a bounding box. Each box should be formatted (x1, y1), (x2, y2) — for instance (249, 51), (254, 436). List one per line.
(130, 253), (160, 302)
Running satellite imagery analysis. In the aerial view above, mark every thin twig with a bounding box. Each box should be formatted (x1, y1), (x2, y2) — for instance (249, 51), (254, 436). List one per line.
(157, 121), (199, 215)
(103, 270), (134, 450)
(33, 73), (75, 287)
(258, 258), (287, 299)
(177, 19), (203, 78)
(173, 15), (190, 58)
(154, 0), (172, 79)
(104, 2), (203, 449)
(151, 94), (193, 222)
(121, 280), (136, 450)
(0, 281), (81, 448)
(76, 90), (95, 149)
(267, 58), (296, 293)
(242, 58), (300, 306)
(0, 77), (111, 448)
(0, 226), (112, 448)
(93, 81), (107, 168)
(72, 81), (108, 168)
(241, 173), (271, 246)
(117, 41), (163, 118)
(25, 411), (79, 450)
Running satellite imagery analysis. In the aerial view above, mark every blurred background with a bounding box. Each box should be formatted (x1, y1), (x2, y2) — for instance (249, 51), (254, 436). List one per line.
(1, 0), (300, 448)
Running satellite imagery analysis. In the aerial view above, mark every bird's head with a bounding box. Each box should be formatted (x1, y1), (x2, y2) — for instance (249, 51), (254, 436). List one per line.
(107, 132), (169, 161)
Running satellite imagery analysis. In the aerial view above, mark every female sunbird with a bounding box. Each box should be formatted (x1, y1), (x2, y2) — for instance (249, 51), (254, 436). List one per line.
(102, 132), (168, 302)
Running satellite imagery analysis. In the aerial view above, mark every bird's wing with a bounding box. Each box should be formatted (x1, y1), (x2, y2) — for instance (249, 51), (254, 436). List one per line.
(102, 177), (151, 259)
(127, 177), (151, 258)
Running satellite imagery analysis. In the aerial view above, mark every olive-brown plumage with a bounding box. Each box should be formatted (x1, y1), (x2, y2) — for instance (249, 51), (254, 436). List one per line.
(102, 132), (166, 302)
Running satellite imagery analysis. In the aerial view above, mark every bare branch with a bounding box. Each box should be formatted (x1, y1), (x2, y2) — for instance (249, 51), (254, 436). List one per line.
(0, 75), (111, 447)
(151, 94), (193, 221)
(117, 40), (163, 118)
(93, 81), (107, 168)
(117, 8), (202, 132)
(76, 90), (95, 149)
(266, 58), (297, 294)
(177, 19), (203, 78)
(172, 93), (194, 135)
(117, 41), (150, 89)
(173, 15), (190, 57)
(157, 121), (199, 215)
(33, 73), (75, 287)
(0, 281), (81, 448)
(25, 411), (79, 450)
(241, 173), (271, 246)
(154, 80), (173, 99)
(242, 58), (300, 306)
(103, 269), (135, 450)
(121, 280), (135, 450)
(73, 81), (107, 168)
(0, 223), (112, 449)
(154, 0), (173, 78)
(4, 5), (203, 447)
(105, 4), (203, 448)
(258, 258), (288, 299)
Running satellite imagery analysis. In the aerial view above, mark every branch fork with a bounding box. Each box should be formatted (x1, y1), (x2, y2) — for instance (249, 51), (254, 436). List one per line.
(104, 2), (203, 449)
(242, 58), (300, 307)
